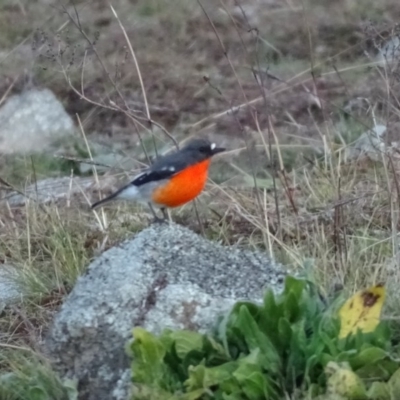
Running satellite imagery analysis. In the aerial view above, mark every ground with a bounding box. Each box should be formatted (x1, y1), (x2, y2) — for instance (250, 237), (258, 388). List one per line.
(1, 0), (400, 397)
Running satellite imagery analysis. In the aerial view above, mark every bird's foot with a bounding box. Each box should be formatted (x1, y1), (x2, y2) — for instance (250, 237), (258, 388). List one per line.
(151, 215), (168, 224)
(148, 204), (168, 224)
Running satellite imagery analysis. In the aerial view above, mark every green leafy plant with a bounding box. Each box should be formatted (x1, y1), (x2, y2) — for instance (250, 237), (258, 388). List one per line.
(129, 276), (400, 399)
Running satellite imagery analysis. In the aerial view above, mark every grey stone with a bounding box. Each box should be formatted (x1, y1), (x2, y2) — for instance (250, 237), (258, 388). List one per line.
(345, 124), (387, 162)
(377, 36), (400, 66)
(0, 265), (23, 312)
(0, 89), (74, 154)
(142, 283), (235, 335)
(1, 176), (94, 206)
(45, 222), (286, 400)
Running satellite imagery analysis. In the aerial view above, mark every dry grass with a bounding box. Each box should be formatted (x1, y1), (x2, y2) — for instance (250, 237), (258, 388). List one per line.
(2, 0), (400, 397)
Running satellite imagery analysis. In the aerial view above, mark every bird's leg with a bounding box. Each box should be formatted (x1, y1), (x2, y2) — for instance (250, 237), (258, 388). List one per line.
(148, 203), (166, 224)
(161, 207), (168, 221)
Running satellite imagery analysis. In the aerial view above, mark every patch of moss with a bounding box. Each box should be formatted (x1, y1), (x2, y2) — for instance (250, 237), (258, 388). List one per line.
(0, 154), (80, 186)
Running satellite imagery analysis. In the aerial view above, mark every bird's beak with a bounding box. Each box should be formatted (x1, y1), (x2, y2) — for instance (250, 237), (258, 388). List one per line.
(212, 146), (225, 155)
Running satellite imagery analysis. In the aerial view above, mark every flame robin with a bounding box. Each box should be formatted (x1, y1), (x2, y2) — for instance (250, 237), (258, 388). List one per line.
(90, 138), (225, 221)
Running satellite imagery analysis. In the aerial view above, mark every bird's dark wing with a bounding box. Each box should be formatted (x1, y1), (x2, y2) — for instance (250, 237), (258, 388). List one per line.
(131, 151), (192, 186)
(131, 169), (176, 186)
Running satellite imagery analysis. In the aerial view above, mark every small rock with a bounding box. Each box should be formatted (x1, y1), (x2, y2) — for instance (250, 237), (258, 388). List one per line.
(343, 97), (371, 117)
(345, 124), (387, 162)
(0, 265), (23, 312)
(0, 89), (74, 154)
(1, 176), (94, 206)
(45, 222), (286, 400)
(376, 36), (400, 66)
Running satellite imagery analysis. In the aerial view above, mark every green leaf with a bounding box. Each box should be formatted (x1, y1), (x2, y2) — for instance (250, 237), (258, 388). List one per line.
(320, 352), (335, 366)
(283, 291), (301, 323)
(132, 384), (179, 400)
(232, 351), (279, 400)
(285, 324), (309, 390)
(220, 392), (245, 400)
(277, 318), (292, 350)
(220, 301), (260, 357)
(241, 372), (270, 400)
(367, 381), (390, 400)
(354, 359), (399, 381)
(372, 323), (392, 349)
(219, 376), (242, 396)
(283, 276), (306, 303)
(233, 363), (263, 388)
(62, 379), (79, 400)
(169, 331), (203, 360)
(304, 355), (320, 386)
(388, 367), (400, 398)
(28, 387), (48, 400)
(307, 382), (323, 397)
(319, 331), (340, 357)
(336, 350), (358, 363)
(163, 340), (188, 385)
(259, 292), (282, 351)
(320, 316), (341, 340)
(262, 289), (279, 323)
(236, 305), (262, 351)
(185, 364), (206, 390)
(237, 305), (281, 374)
(159, 329), (175, 352)
(293, 321), (309, 359)
(182, 388), (207, 400)
(181, 350), (206, 374)
(185, 361), (238, 390)
(350, 347), (388, 371)
(202, 335), (231, 365)
(131, 327), (168, 386)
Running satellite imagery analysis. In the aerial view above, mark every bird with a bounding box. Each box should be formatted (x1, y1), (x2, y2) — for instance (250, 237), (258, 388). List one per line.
(90, 138), (225, 221)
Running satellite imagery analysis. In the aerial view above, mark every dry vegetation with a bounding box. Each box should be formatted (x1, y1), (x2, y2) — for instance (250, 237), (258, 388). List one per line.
(2, 0), (400, 396)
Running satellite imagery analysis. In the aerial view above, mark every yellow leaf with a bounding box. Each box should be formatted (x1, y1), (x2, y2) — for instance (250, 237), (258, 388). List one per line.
(338, 284), (386, 339)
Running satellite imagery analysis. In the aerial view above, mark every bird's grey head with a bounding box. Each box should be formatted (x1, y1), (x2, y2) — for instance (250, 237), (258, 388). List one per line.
(182, 138), (225, 158)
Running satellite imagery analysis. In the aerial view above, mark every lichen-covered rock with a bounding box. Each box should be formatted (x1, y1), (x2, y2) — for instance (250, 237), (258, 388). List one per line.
(44, 222), (286, 400)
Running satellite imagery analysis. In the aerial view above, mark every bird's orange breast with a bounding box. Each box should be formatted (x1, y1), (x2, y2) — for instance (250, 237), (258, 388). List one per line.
(151, 159), (211, 208)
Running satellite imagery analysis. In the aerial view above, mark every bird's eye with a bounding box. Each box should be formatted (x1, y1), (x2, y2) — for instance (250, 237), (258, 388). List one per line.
(199, 146), (211, 153)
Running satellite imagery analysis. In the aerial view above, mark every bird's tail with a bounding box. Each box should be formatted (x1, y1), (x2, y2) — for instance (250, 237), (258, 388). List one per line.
(90, 184), (139, 209)
(90, 191), (121, 209)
